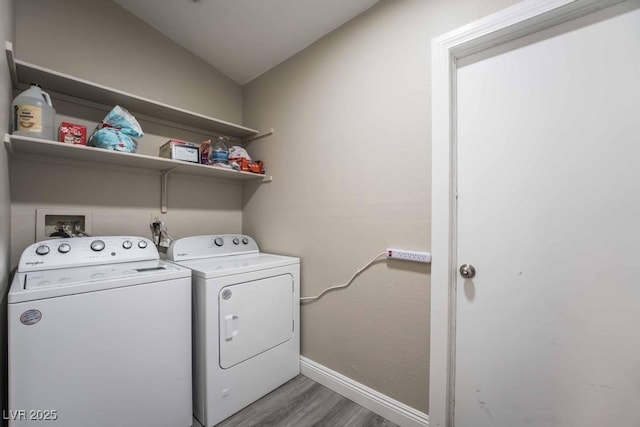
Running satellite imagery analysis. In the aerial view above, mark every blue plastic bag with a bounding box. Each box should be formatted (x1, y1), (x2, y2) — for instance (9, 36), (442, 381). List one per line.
(89, 128), (138, 152)
(88, 105), (143, 153)
(99, 105), (143, 138)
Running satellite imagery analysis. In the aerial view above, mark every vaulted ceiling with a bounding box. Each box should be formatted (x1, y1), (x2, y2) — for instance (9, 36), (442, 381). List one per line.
(114, 0), (381, 84)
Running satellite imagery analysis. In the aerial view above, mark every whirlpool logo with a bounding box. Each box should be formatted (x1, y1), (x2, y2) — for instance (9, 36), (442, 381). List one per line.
(25, 261), (44, 266)
(20, 309), (42, 325)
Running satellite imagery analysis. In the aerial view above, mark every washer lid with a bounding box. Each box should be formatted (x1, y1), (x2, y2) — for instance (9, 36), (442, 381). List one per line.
(173, 253), (299, 279)
(9, 260), (190, 303)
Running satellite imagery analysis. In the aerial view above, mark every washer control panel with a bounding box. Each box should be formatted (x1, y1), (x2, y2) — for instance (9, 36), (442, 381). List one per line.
(166, 234), (259, 262)
(18, 236), (158, 272)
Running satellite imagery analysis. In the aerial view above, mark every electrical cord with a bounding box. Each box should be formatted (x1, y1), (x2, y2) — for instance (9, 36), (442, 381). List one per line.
(150, 219), (174, 252)
(300, 251), (387, 302)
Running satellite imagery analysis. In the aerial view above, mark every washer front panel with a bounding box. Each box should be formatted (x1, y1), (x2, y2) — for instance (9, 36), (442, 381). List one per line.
(8, 277), (192, 427)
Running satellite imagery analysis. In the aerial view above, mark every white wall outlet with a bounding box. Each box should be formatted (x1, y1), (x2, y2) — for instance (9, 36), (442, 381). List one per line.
(387, 248), (432, 264)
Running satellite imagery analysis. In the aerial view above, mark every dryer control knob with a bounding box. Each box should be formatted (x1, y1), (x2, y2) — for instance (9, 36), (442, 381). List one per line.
(90, 240), (105, 252)
(242, 237), (249, 245)
(138, 240), (148, 249)
(214, 237), (224, 247)
(58, 243), (71, 254)
(35, 245), (50, 256)
(122, 240), (133, 249)
(233, 238), (240, 245)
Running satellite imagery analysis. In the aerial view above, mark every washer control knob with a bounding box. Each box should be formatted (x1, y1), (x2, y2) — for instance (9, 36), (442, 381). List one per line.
(242, 237), (249, 245)
(233, 238), (240, 245)
(138, 240), (148, 249)
(90, 240), (105, 252)
(58, 243), (71, 254)
(35, 245), (50, 256)
(214, 237), (224, 247)
(122, 240), (133, 249)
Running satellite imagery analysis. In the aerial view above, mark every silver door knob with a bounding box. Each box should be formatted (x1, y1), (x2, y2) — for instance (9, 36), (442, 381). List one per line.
(459, 264), (476, 279)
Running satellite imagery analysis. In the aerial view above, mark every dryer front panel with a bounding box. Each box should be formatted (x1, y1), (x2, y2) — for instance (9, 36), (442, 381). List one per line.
(218, 274), (294, 369)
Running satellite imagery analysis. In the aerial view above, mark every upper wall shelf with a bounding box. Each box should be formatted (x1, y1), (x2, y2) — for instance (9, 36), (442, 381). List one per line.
(5, 41), (259, 139)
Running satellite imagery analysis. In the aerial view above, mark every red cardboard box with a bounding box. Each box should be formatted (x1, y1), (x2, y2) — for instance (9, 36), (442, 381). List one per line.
(59, 122), (87, 145)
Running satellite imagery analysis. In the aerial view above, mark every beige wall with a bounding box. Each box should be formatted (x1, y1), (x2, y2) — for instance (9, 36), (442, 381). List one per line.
(10, 0), (246, 266)
(1, 1), (15, 423)
(15, 0), (242, 124)
(243, 0), (519, 412)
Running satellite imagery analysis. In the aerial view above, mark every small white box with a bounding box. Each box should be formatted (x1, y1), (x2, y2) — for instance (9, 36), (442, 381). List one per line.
(159, 139), (200, 163)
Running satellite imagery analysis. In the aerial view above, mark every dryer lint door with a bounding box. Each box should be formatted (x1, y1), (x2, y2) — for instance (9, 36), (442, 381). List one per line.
(218, 274), (294, 369)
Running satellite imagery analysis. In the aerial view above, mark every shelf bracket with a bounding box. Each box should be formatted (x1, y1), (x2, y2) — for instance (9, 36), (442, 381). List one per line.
(4, 133), (14, 155)
(160, 167), (178, 214)
(5, 41), (19, 88)
(242, 128), (274, 143)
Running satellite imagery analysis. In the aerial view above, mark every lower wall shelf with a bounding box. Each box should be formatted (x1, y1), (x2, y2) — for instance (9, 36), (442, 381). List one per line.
(4, 133), (272, 212)
(5, 133), (270, 181)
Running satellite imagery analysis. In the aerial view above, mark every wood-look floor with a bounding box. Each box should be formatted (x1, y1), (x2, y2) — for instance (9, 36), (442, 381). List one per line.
(197, 375), (399, 427)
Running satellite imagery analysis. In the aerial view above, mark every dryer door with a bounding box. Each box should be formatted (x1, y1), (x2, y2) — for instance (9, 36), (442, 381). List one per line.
(219, 274), (294, 369)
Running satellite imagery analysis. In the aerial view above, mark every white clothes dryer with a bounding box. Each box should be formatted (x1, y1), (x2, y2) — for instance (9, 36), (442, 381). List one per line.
(166, 235), (300, 427)
(8, 236), (192, 427)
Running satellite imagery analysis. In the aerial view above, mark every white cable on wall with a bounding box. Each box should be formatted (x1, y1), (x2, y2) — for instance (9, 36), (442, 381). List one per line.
(300, 251), (387, 302)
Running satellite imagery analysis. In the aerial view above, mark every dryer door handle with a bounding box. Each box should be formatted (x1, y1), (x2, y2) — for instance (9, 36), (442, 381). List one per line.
(224, 314), (239, 341)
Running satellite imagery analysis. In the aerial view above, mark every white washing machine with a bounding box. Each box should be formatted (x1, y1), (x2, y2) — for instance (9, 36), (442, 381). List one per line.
(166, 234), (300, 427)
(8, 236), (193, 427)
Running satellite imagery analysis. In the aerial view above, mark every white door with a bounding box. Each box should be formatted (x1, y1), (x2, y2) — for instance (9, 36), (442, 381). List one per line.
(454, 2), (640, 426)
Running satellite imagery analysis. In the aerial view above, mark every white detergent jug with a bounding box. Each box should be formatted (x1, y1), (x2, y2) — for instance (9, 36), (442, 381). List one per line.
(12, 83), (56, 140)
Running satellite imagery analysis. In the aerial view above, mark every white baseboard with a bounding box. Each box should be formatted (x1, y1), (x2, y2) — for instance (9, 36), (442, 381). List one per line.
(300, 357), (429, 427)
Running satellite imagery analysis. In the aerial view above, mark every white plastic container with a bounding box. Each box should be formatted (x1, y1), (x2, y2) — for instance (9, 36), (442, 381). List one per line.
(12, 84), (56, 140)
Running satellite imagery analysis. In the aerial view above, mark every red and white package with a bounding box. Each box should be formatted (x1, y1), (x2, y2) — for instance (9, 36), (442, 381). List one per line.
(59, 122), (87, 145)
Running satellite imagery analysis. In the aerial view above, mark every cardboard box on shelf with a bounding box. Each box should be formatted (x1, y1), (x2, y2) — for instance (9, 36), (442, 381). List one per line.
(159, 139), (200, 163)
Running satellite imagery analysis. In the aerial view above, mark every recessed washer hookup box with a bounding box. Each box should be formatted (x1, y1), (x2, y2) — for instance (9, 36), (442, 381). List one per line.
(159, 139), (200, 163)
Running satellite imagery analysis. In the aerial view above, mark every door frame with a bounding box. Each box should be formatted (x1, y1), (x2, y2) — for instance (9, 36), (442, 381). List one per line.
(429, 0), (622, 425)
